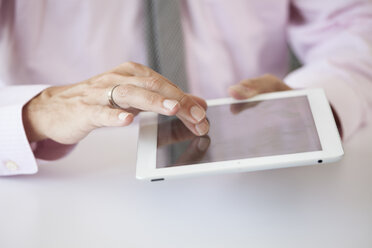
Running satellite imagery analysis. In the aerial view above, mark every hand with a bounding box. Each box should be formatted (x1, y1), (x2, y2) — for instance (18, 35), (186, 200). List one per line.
(23, 62), (209, 144)
(228, 74), (292, 100)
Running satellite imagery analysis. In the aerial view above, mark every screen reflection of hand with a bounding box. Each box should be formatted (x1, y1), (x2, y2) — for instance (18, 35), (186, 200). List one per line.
(157, 117), (211, 166)
(230, 101), (261, 115)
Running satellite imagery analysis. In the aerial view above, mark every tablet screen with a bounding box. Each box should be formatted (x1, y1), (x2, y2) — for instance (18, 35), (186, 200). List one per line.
(156, 96), (322, 168)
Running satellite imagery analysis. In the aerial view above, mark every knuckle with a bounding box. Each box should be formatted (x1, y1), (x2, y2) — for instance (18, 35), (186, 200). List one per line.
(177, 94), (189, 106)
(123, 61), (142, 71)
(107, 111), (118, 123)
(263, 74), (277, 81)
(97, 73), (114, 85)
(122, 61), (151, 76)
(241, 79), (253, 88)
(116, 84), (132, 98)
(146, 77), (162, 91)
(123, 61), (136, 68)
(145, 93), (159, 106)
(89, 107), (105, 127)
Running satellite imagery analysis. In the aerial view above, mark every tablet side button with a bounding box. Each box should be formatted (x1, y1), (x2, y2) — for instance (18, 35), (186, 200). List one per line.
(151, 178), (165, 182)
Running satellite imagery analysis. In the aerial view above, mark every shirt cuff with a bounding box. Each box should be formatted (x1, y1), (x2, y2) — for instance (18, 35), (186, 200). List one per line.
(0, 85), (50, 175)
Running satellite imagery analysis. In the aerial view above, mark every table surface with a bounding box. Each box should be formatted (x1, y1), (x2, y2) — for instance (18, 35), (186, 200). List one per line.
(1, 123), (371, 248)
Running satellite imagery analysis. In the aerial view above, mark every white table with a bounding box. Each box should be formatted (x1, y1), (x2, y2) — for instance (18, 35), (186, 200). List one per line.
(1, 124), (371, 248)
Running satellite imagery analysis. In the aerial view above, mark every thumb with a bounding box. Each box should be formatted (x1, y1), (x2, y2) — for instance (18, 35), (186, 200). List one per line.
(228, 74), (291, 100)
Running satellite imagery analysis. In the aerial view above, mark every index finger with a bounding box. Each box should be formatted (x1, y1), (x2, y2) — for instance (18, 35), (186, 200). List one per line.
(113, 62), (208, 125)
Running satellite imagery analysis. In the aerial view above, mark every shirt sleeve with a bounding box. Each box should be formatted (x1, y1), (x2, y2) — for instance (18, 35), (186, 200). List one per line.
(284, 0), (372, 140)
(0, 85), (50, 175)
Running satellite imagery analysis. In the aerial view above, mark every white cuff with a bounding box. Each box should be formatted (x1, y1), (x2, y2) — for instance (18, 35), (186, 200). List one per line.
(0, 85), (50, 175)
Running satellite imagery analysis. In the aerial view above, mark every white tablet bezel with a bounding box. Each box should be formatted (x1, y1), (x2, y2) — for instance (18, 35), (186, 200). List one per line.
(136, 88), (344, 181)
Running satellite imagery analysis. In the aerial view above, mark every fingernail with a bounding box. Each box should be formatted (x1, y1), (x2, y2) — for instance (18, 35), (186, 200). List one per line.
(163, 99), (179, 111)
(197, 137), (210, 151)
(195, 121), (209, 135)
(118, 112), (129, 121)
(190, 106), (205, 122)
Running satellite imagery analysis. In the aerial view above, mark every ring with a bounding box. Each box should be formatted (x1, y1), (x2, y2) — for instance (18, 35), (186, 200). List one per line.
(108, 84), (122, 109)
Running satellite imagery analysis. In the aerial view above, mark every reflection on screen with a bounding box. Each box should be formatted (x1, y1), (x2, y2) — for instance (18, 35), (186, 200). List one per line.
(156, 96), (322, 168)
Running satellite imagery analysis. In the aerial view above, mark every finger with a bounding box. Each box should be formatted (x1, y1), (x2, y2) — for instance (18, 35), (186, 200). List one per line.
(109, 63), (208, 131)
(228, 84), (259, 100)
(111, 61), (157, 77)
(188, 94), (208, 110)
(110, 63), (208, 125)
(89, 106), (134, 128)
(125, 107), (142, 117)
(117, 76), (208, 124)
(112, 84), (181, 115)
(122, 76), (208, 111)
(177, 116), (210, 136)
(241, 74), (291, 93)
(85, 73), (176, 106)
(228, 74), (291, 100)
(175, 95), (207, 125)
(118, 76), (180, 96)
(82, 73), (128, 106)
(175, 136), (211, 165)
(91, 72), (128, 88)
(157, 118), (195, 147)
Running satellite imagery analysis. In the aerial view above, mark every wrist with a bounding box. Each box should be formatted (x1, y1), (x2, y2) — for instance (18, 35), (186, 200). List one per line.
(22, 94), (48, 142)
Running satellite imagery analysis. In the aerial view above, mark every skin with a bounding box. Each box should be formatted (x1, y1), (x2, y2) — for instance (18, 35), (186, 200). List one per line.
(23, 62), (209, 144)
(22, 64), (297, 146)
(228, 74), (292, 100)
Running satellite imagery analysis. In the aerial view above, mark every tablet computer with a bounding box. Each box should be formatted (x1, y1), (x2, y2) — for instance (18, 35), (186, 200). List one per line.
(136, 89), (343, 181)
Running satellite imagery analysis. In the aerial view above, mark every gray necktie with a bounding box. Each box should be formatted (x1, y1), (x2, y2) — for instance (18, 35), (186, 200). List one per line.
(144, 0), (188, 92)
(145, 0), (191, 164)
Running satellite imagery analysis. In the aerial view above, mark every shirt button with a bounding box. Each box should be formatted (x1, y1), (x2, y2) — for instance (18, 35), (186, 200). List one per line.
(5, 161), (19, 171)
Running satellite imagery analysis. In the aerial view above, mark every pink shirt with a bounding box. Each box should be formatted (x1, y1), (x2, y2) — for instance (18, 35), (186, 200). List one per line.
(1, 0), (372, 175)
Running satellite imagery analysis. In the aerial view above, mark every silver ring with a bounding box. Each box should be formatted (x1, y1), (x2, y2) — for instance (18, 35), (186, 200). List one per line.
(108, 84), (122, 109)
